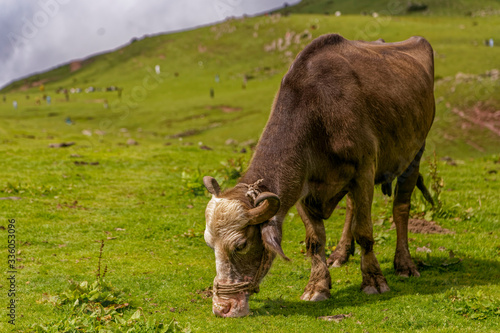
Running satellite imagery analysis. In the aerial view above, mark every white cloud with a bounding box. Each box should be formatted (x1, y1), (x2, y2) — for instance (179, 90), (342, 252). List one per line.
(0, 0), (298, 88)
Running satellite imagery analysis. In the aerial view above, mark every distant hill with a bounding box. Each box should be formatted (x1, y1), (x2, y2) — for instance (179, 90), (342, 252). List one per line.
(2, 0), (500, 94)
(1, 3), (499, 157)
(277, 0), (500, 16)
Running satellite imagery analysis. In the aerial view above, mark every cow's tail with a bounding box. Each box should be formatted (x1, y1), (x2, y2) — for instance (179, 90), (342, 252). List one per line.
(382, 173), (434, 206)
(416, 173), (434, 206)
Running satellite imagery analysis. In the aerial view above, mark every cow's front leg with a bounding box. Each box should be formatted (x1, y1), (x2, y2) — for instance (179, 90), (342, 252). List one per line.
(350, 176), (390, 294)
(328, 195), (355, 267)
(296, 198), (331, 301)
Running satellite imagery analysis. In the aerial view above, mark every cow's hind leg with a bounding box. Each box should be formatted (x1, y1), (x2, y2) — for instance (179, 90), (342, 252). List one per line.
(393, 157), (422, 277)
(350, 173), (390, 294)
(296, 197), (331, 301)
(327, 195), (355, 267)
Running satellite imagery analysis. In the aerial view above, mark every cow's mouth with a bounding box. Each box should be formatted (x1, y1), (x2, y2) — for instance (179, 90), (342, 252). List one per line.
(212, 293), (250, 317)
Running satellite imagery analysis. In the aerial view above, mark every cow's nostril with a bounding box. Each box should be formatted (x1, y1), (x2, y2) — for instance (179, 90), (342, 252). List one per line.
(213, 302), (233, 317)
(221, 304), (231, 315)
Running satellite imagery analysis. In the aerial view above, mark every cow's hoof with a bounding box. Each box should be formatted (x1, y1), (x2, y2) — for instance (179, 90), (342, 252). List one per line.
(362, 282), (390, 295)
(329, 260), (342, 268)
(327, 250), (350, 268)
(361, 275), (390, 294)
(396, 267), (421, 278)
(394, 259), (421, 278)
(301, 289), (330, 301)
(362, 286), (379, 294)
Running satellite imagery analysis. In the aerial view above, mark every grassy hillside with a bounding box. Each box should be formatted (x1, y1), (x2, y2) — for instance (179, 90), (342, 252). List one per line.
(279, 0), (500, 16)
(0, 3), (500, 332)
(1, 11), (500, 156)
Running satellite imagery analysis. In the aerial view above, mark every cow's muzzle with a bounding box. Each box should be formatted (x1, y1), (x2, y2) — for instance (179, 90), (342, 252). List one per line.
(212, 293), (250, 317)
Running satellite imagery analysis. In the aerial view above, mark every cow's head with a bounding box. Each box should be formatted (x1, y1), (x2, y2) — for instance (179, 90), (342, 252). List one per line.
(203, 176), (288, 317)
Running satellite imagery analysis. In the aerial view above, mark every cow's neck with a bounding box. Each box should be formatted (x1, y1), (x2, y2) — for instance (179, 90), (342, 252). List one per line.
(240, 137), (306, 216)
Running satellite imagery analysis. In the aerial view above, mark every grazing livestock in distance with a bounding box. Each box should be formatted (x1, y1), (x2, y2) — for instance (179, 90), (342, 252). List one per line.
(203, 33), (435, 317)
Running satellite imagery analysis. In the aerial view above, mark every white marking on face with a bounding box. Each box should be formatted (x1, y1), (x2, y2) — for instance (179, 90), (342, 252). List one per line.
(204, 196), (221, 249)
(204, 196), (250, 280)
(205, 197), (248, 247)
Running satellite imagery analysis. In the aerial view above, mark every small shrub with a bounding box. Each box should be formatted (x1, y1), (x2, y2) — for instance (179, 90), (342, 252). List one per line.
(34, 241), (190, 332)
(218, 156), (246, 184)
(407, 2), (428, 12)
(450, 290), (500, 320)
(3, 181), (55, 196)
(428, 151), (444, 211)
(181, 167), (206, 197)
(412, 152), (447, 220)
(32, 306), (186, 333)
(182, 156), (249, 197)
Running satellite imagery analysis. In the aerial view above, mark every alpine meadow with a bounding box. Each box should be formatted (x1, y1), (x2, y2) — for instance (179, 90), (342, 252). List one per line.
(0, 0), (499, 332)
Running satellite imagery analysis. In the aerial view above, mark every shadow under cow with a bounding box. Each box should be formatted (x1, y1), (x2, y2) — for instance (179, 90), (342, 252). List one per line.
(249, 257), (500, 317)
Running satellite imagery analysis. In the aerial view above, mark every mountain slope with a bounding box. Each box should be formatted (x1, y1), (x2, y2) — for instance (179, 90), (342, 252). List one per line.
(1, 9), (499, 157)
(278, 0), (500, 16)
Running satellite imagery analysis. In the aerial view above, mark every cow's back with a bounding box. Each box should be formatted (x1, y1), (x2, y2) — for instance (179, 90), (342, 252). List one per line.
(278, 34), (435, 183)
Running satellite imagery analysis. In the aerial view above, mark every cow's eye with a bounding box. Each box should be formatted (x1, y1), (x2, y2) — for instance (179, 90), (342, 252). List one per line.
(235, 241), (247, 252)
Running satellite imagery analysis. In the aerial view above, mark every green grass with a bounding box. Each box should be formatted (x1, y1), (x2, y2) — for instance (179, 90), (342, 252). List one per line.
(278, 0), (500, 16)
(1, 1), (500, 331)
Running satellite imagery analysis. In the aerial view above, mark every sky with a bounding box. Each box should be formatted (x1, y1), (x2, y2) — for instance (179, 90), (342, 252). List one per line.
(0, 0), (299, 89)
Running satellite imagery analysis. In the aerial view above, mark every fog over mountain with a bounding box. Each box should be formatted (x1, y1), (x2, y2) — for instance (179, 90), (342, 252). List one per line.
(0, 0), (298, 88)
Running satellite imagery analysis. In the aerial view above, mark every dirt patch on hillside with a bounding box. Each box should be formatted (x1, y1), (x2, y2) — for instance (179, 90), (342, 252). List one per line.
(391, 219), (454, 234)
(206, 105), (242, 113)
(168, 129), (201, 138)
(70, 61), (82, 72)
(19, 78), (50, 91)
(167, 123), (221, 139)
(164, 114), (208, 127)
(85, 99), (107, 104)
(452, 103), (500, 138)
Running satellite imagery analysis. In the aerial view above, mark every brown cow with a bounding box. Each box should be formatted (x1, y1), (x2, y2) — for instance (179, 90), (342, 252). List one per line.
(203, 34), (435, 317)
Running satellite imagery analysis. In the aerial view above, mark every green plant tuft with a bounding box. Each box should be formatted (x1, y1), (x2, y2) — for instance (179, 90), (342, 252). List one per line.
(34, 241), (189, 332)
(450, 290), (500, 320)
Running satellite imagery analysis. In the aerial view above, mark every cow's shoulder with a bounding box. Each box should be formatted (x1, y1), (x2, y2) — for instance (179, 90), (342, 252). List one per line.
(357, 36), (433, 69)
(282, 34), (351, 87)
(296, 34), (348, 61)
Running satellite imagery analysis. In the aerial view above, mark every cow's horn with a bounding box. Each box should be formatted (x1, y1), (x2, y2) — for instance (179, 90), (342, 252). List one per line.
(248, 192), (280, 225)
(203, 176), (221, 196)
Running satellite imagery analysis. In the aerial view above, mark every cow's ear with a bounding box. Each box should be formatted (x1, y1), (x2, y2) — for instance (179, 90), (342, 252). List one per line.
(261, 222), (290, 261)
(203, 176), (221, 196)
